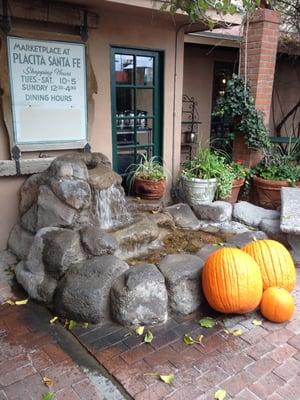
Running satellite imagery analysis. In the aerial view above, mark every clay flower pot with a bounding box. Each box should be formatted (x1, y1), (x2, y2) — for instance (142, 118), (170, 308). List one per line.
(232, 134), (263, 168)
(252, 175), (299, 210)
(225, 178), (245, 204)
(134, 177), (166, 200)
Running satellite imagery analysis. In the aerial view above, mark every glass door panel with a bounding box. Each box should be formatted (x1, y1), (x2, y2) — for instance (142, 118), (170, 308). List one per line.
(111, 48), (162, 185)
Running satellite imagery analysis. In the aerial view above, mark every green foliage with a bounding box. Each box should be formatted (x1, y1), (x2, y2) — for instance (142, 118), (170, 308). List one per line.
(181, 148), (235, 199)
(213, 75), (271, 151)
(227, 161), (249, 180)
(252, 147), (300, 184)
(127, 154), (166, 182)
(198, 317), (216, 328)
(42, 393), (55, 400)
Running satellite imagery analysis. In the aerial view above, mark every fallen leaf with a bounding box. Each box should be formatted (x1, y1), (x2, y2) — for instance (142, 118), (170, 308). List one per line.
(42, 376), (54, 388)
(198, 318), (216, 328)
(49, 316), (59, 324)
(223, 329), (230, 334)
(3, 299), (15, 305)
(68, 320), (77, 330)
(42, 392), (55, 400)
(14, 298), (29, 306)
(159, 373), (174, 384)
(213, 242), (225, 247)
(214, 389), (226, 400)
(135, 326), (145, 335)
(183, 334), (195, 345)
(196, 334), (204, 344)
(144, 331), (154, 344)
(252, 319), (262, 326)
(82, 322), (89, 328)
(232, 329), (243, 336)
(151, 210), (160, 214)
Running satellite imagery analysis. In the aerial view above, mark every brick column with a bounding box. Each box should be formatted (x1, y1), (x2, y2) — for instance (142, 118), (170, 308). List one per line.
(240, 8), (280, 126)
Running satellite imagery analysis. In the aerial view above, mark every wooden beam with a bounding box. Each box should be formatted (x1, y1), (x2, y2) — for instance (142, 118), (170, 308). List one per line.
(0, 157), (54, 176)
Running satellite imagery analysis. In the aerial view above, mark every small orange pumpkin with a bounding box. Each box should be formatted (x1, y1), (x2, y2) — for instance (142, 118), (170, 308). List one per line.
(202, 247), (263, 314)
(242, 240), (296, 292)
(260, 287), (295, 323)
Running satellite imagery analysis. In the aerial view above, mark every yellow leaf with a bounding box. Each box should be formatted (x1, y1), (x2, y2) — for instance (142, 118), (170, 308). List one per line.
(49, 316), (59, 324)
(223, 329), (230, 334)
(159, 373), (174, 384)
(82, 322), (89, 328)
(214, 389), (226, 400)
(3, 299), (15, 305)
(42, 376), (54, 388)
(14, 298), (29, 306)
(135, 326), (145, 335)
(196, 334), (204, 344)
(232, 329), (243, 336)
(144, 331), (154, 344)
(252, 319), (262, 326)
(183, 334), (195, 345)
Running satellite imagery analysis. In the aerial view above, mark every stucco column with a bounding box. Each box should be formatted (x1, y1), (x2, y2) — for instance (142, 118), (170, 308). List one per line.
(240, 8), (280, 126)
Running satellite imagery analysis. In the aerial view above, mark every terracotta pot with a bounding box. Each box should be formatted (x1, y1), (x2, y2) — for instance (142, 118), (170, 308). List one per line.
(134, 177), (166, 200)
(225, 179), (245, 204)
(252, 175), (299, 210)
(232, 134), (263, 168)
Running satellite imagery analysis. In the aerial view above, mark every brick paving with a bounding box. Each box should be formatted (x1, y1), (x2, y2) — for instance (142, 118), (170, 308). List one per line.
(1, 249), (300, 400)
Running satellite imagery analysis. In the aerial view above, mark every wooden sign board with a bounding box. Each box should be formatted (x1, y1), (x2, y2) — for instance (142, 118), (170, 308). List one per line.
(7, 36), (87, 151)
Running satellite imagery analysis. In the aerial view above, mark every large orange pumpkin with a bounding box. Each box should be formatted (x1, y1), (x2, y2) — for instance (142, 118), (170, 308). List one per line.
(242, 240), (296, 292)
(260, 287), (295, 323)
(202, 247), (263, 314)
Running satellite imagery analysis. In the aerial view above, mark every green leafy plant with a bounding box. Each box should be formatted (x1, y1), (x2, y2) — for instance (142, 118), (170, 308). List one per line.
(127, 154), (166, 183)
(213, 75), (271, 151)
(181, 148), (235, 199)
(227, 161), (249, 181)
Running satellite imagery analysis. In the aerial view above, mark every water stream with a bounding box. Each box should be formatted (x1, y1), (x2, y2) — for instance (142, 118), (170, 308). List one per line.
(92, 185), (132, 230)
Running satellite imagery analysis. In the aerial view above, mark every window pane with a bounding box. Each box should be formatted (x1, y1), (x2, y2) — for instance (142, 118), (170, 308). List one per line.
(136, 56), (153, 86)
(116, 88), (134, 115)
(136, 119), (153, 146)
(115, 54), (134, 85)
(136, 89), (153, 116)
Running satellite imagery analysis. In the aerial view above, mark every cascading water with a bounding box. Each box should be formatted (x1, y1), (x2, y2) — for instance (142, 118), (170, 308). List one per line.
(92, 185), (132, 230)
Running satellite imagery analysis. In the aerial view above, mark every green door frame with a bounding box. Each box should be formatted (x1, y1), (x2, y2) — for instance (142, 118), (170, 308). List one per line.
(110, 46), (163, 176)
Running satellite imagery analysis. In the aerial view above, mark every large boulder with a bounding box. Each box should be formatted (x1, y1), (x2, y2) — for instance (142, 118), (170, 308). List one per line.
(42, 229), (86, 279)
(110, 264), (168, 326)
(158, 254), (204, 315)
(80, 226), (118, 256)
(8, 224), (34, 260)
(15, 227), (62, 303)
(37, 185), (77, 229)
(225, 231), (268, 248)
(50, 178), (91, 210)
(233, 201), (279, 228)
(48, 154), (88, 181)
(19, 172), (46, 216)
(193, 201), (232, 222)
(165, 203), (200, 230)
(21, 203), (38, 233)
(54, 255), (129, 323)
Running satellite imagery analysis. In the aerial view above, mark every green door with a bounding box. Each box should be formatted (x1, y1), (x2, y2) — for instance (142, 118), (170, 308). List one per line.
(111, 47), (163, 185)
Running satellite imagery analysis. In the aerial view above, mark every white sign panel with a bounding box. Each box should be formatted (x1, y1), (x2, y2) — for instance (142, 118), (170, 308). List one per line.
(7, 36), (87, 150)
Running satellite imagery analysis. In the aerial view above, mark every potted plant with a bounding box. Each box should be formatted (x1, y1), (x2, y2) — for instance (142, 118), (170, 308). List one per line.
(213, 75), (271, 167)
(127, 154), (167, 200)
(251, 148), (300, 209)
(180, 148), (235, 205)
(224, 162), (249, 204)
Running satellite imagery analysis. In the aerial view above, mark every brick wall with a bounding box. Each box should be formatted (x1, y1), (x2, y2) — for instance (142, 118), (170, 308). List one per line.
(240, 8), (280, 126)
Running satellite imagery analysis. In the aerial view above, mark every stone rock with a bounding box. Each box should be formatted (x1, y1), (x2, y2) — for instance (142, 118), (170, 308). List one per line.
(110, 264), (168, 326)
(197, 244), (232, 261)
(225, 231), (268, 248)
(15, 227), (61, 303)
(42, 229), (86, 279)
(287, 234), (300, 266)
(193, 201), (232, 222)
(281, 188), (300, 234)
(21, 203), (38, 233)
(54, 255), (129, 323)
(8, 224), (34, 260)
(259, 218), (287, 244)
(80, 226), (118, 256)
(48, 154), (89, 181)
(165, 203), (200, 230)
(112, 216), (160, 259)
(37, 185), (76, 229)
(198, 220), (249, 235)
(19, 172), (45, 216)
(158, 253), (204, 315)
(88, 163), (122, 190)
(233, 201), (279, 227)
(50, 178), (91, 210)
